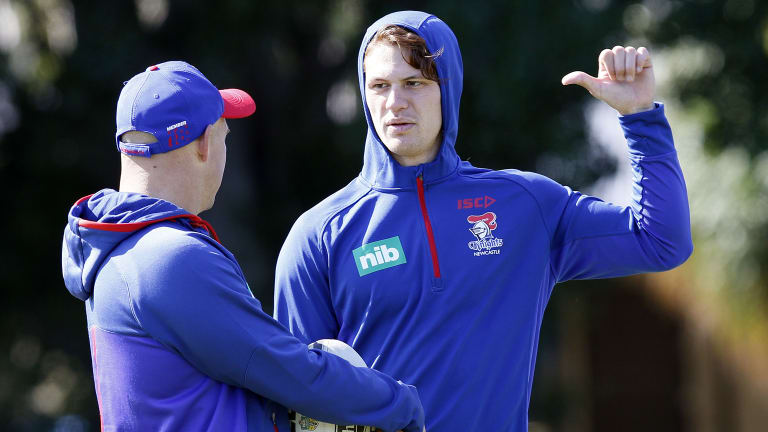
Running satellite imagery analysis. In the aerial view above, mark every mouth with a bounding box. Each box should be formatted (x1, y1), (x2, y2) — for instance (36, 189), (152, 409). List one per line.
(385, 119), (415, 133)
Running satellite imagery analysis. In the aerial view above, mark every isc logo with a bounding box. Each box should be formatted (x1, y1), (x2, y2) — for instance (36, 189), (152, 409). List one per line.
(457, 195), (496, 209)
(353, 236), (407, 276)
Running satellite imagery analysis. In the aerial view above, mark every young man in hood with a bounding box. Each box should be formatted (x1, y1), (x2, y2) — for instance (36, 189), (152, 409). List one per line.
(274, 11), (693, 431)
(61, 61), (426, 432)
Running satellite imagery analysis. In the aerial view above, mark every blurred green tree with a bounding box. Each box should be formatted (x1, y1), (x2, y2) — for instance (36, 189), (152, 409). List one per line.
(1, 0), (766, 430)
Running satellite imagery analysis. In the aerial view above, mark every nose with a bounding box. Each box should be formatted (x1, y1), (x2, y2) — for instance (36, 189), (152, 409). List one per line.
(385, 86), (407, 112)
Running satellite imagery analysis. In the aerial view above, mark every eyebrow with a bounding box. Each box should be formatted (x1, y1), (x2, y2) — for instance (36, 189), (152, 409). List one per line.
(368, 75), (428, 82)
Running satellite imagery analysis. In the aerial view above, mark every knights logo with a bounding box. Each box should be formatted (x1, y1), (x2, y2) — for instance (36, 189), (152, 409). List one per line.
(298, 417), (318, 430)
(289, 411), (319, 431)
(467, 212), (504, 256)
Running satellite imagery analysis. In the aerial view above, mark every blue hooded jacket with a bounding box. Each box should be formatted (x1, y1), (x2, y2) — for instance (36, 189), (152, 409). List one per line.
(62, 189), (425, 431)
(274, 10), (693, 431)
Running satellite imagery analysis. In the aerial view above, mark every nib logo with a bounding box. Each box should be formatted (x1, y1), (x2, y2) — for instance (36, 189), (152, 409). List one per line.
(457, 196), (496, 209)
(353, 236), (407, 276)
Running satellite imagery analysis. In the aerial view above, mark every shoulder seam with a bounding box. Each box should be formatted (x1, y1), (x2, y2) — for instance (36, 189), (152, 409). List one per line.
(316, 180), (374, 239)
(457, 170), (556, 240)
(109, 222), (214, 332)
(74, 222), (87, 290)
(109, 257), (145, 332)
(315, 180), (373, 276)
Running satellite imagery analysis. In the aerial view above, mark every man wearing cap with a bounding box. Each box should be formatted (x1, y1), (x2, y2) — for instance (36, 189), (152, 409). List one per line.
(274, 10), (693, 431)
(61, 61), (425, 432)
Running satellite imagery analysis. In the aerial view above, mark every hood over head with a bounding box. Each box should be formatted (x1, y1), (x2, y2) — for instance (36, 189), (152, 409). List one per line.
(62, 189), (215, 301)
(357, 11), (463, 188)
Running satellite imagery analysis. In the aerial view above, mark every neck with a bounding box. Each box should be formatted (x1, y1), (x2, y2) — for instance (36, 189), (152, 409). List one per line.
(391, 142), (441, 167)
(119, 153), (209, 215)
(392, 149), (438, 167)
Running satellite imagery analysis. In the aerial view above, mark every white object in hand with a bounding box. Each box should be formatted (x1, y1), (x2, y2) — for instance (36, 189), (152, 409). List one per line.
(290, 339), (373, 432)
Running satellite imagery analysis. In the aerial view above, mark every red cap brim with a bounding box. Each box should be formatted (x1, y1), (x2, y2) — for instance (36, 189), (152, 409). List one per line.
(220, 88), (256, 119)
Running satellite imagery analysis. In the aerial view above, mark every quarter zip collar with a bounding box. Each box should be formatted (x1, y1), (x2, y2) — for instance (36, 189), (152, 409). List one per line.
(359, 130), (460, 189)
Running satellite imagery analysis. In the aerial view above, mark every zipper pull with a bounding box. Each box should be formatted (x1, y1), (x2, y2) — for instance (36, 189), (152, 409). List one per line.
(272, 411), (278, 432)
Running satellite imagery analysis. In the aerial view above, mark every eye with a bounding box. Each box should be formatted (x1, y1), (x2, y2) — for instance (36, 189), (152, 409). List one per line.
(406, 80), (423, 87)
(369, 82), (388, 90)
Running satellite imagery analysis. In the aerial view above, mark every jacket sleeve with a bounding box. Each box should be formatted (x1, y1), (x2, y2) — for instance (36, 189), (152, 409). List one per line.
(273, 212), (341, 344)
(129, 230), (424, 432)
(545, 103), (693, 282)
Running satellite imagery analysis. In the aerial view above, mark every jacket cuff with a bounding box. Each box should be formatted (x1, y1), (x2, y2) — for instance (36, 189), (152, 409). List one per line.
(618, 102), (676, 157)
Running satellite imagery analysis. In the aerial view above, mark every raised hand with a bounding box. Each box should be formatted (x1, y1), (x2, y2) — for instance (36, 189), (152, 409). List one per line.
(561, 46), (655, 115)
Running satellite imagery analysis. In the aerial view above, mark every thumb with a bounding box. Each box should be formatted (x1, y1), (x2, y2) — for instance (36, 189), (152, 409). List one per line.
(561, 71), (599, 93)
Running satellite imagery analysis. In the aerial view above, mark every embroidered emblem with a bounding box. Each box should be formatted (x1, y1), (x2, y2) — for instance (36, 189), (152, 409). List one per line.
(297, 414), (318, 430)
(467, 212), (504, 256)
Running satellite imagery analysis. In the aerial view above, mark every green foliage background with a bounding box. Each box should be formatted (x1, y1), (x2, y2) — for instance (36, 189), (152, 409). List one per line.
(0, 0), (766, 430)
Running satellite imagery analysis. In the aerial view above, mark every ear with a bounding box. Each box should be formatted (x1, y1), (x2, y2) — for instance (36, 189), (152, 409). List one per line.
(196, 124), (213, 162)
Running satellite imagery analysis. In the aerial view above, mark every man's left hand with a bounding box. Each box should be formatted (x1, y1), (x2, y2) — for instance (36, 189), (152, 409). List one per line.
(561, 45), (655, 115)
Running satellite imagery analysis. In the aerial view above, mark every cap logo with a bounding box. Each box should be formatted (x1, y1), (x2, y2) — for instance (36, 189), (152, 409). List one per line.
(166, 121), (191, 148)
(166, 120), (187, 132)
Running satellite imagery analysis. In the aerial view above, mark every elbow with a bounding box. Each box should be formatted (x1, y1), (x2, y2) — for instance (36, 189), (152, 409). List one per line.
(658, 235), (693, 271)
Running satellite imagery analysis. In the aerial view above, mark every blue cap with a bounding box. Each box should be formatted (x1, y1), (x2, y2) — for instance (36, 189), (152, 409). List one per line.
(115, 61), (255, 157)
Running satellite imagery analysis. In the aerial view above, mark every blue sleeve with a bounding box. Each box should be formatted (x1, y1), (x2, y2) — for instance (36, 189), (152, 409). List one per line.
(131, 231), (424, 432)
(274, 212), (340, 344)
(545, 103), (693, 281)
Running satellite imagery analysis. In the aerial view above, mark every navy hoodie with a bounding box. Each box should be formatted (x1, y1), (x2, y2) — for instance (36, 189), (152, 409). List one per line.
(62, 189), (425, 431)
(274, 10), (693, 431)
